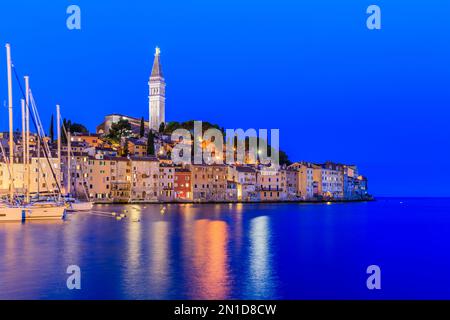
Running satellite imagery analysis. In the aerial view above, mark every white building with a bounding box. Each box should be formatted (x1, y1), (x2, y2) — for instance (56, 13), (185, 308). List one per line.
(228, 166), (258, 201)
(320, 163), (344, 199)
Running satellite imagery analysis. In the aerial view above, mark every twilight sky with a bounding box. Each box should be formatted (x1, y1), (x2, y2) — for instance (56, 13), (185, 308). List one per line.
(0, 0), (449, 196)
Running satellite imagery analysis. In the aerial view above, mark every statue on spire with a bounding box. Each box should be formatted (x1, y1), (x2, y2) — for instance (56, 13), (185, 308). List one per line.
(155, 46), (161, 56)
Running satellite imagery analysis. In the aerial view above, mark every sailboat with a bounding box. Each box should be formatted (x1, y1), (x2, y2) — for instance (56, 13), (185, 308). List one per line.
(2, 43), (65, 221)
(0, 43), (25, 222)
(25, 101), (65, 220)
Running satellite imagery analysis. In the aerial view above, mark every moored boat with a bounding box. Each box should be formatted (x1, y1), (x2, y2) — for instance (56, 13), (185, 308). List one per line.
(66, 199), (94, 212)
(25, 202), (66, 220)
(0, 206), (25, 222)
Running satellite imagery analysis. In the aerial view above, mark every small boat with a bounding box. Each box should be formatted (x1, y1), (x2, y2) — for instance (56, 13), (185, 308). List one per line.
(66, 198), (94, 212)
(26, 201), (66, 220)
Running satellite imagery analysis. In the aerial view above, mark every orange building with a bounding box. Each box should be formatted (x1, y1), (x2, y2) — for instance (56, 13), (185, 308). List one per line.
(174, 168), (192, 200)
(71, 133), (104, 148)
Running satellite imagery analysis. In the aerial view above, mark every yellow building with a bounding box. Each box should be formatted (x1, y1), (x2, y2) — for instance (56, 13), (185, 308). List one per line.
(289, 162), (316, 200)
(82, 156), (114, 200)
(256, 168), (286, 201)
(127, 139), (148, 158)
(110, 157), (132, 202)
(0, 157), (61, 196)
(190, 164), (227, 202)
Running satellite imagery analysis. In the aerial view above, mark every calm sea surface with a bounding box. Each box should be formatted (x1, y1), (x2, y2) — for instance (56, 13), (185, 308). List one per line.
(1, 198), (450, 299)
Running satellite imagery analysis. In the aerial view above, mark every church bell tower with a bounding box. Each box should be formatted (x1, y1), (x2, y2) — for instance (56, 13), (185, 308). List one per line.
(149, 47), (166, 131)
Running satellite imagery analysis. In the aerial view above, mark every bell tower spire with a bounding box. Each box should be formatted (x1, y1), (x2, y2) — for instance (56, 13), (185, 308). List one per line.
(149, 46), (166, 131)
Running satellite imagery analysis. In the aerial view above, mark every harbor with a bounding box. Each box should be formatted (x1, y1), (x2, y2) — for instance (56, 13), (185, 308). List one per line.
(0, 43), (370, 217)
(1, 198), (449, 299)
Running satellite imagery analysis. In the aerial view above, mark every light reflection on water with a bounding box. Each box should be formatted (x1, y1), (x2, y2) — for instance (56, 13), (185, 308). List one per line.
(248, 216), (274, 298)
(1, 199), (449, 299)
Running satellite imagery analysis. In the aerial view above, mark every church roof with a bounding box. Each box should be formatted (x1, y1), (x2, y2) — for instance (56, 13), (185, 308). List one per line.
(150, 47), (164, 78)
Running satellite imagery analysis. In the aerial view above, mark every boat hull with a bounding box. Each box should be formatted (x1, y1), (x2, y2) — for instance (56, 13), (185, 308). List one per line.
(0, 207), (25, 222)
(26, 204), (65, 220)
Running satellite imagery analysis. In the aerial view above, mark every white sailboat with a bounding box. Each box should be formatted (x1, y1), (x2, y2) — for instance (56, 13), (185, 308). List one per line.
(0, 43), (24, 222)
(0, 43), (65, 221)
(25, 102), (65, 220)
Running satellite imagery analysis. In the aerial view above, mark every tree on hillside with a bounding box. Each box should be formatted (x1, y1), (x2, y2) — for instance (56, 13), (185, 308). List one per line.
(61, 119), (71, 144)
(106, 119), (132, 144)
(162, 120), (293, 166)
(163, 120), (221, 135)
(159, 122), (165, 133)
(59, 118), (88, 144)
(70, 123), (88, 134)
(121, 142), (129, 157)
(139, 117), (145, 138)
(147, 131), (155, 156)
(49, 114), (54, 143)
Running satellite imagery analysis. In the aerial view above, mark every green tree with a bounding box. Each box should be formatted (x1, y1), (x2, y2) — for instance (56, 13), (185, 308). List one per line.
(121, 142), (129, 157)
(70, 123), (88, 134)
(61, 119), (70, 144)
(107, 119), (132, 144)
(147, 131), (155, 156)
(49, 114), (54, 143)
(139, 117), (145, 138)
(159, 122), (165, 133)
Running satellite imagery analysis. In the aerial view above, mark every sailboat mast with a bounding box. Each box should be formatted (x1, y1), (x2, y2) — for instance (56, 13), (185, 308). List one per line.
(37, 136), (40, 197)
(5, 43), (14, 203)
(21, 99), (26, 196)
(56, 104), (61, 198)
(67, 131), (71, 195)
(25, 76), (30, 203)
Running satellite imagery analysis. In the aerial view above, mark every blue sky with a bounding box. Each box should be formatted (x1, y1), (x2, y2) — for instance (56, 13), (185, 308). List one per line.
(0, 0), (449, 196)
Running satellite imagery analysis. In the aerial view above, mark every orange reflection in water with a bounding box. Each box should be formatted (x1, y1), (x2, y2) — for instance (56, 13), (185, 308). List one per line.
(189, 219), (229, 299)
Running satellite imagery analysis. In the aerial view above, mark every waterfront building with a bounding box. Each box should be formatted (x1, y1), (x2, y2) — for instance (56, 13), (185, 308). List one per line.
(343, 165), (358, 199)
(285, 168), (299, 200)
(257, 169), (287, 201)
(355, 175), (369, 198)
(110, 157), (132, 202)
(289, 162), (315, 200)
(0, 157), (60, 196)
(190, 164), (227, 202)
(227, 180), (238, 201)
(83, 155), (113, 200)
(149, 47), (166, 131)
(158, 163), (175, 201)
(319, 162), (344, 199)
(130, 156), (159, 202)
(342, 164), (368, 200)
(227, 165), (258, 201)
(174, 168), (193, 200)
